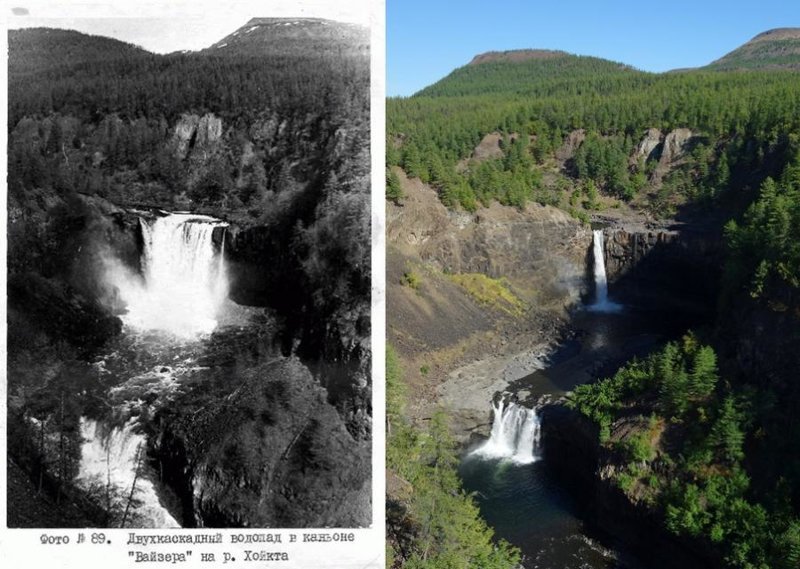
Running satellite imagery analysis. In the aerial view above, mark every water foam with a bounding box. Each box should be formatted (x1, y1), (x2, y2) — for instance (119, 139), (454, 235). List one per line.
(472, 398), (541, 464)
(118, 213), (228, 338)
(587, 229), (622, 313)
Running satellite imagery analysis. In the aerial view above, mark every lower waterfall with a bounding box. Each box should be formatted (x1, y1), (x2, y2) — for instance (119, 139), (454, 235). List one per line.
(472, 398), (541, 464)
(78, 418), (179, 528)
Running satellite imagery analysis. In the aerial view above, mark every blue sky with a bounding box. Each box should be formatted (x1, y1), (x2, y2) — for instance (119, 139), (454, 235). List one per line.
(389, 0), (800, 96)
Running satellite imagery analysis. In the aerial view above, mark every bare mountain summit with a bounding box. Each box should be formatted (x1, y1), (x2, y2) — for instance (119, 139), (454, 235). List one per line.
(203, 17), (368, 58)
(707, 27), (800, 71)
(468, 49), (570, 65)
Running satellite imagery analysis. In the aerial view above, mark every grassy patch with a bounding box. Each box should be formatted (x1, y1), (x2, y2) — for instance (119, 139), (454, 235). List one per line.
(401, 269), (421, 290)
(448, 273), (526, 317)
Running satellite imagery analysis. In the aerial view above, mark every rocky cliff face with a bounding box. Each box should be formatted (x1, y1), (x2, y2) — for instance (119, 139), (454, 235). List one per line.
(556, 129), (587, 162)
(724, 284), (800, 392)
(388, 169), (590, 293)
(173, 113), (224, 159)
(387, 168), (590, 421)
(633, 128), (662, 163)
(6, 191), (148, 353)
(153, 356), (371, 528)
(541, 404), (718, 569)
(601, 225), (721, 314)
(659, 128), (694, 168)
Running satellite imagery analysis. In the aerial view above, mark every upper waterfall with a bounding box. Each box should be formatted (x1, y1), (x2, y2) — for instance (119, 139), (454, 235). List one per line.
(121, 213), (229, 338)
(588, 229), (621, 313)
(593, 229), (609, 305)
(472, 398), (541, 464)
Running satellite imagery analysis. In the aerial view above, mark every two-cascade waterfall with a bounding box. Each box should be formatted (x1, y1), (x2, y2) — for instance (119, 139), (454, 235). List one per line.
(78, 418), (180, 528)
(588, 229), (621, 312)
(83, 212), (229, 527)
(121, 213), (229, 338)
(472, 398), (541, 464)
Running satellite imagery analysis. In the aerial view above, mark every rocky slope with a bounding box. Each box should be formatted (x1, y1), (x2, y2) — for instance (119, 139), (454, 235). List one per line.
(387, 168), (590, 428)
(153, 357), (371, 528)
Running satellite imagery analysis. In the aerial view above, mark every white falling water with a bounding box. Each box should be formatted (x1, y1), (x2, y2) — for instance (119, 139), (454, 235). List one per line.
(593, 229), (609, 305)
(121, 213), (228, 338)
(588, 229), (621, 312)
(78, 418), (180, 528)
(472, 399), (541, 464)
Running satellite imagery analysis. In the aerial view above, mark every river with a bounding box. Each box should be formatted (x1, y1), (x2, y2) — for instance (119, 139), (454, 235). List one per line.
(74, 212), (256, 527)
(459, 230), (705, 568)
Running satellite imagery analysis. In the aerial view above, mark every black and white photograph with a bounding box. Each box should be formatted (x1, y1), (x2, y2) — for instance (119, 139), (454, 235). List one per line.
(4, 0), (376, 538)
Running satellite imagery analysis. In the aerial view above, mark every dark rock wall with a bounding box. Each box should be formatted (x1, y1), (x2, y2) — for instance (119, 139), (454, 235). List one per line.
(541, 404), (719, 569)
(602, 228), (722, 315)
(152, 357), (371, 528)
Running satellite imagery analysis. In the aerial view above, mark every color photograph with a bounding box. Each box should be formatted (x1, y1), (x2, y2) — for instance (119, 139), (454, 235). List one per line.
(385, 1), (800, 568)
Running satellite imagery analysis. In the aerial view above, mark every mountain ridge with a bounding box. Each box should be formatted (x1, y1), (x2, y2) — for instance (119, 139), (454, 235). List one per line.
(706, 27), (800, 71)
(8, 27), (153, 75)
(202, 17), (369, 57)
(468, 49), (572, 65)
(423, 27), (800, 95)
(9, 17), (368, 67)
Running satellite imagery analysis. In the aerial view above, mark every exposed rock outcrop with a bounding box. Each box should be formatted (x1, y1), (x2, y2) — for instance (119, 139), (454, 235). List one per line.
(633, 128), (662, 163)
(469, 49), (569, 66)
(387, 168), (589, 421)
(556, 128), (586, 161)
(388, 168), (589, 297)
(601, 227), (721, 314)
(470, 132), (505, 162)
(658, 128), (694, 168)
(173, 113), (223, 159)
(725, 284), (800, 393)
(541, 404), (717, 569)
(153, 356), (371, 528)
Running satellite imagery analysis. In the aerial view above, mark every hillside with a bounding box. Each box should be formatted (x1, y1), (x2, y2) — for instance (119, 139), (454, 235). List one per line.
(388, 39), (800, 218)
(8, 27), (152, 80)
(416, 50), (639, 97)
(707, 27), (800, 71)
(202, 17), (368, 57)
(9, 18), (370, 371)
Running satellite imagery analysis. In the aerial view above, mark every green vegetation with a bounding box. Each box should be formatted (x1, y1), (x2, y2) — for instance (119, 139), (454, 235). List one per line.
(402, 269), (422, 290)
(386, 347), (521, 569)
(387, 169), (405, 203)
(724, 148), (800, 299)
(388, 54), (800, 213)
(448, 273), (525, 317)
(706, 31), (800, 71)
(568, 337), (800, 569)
